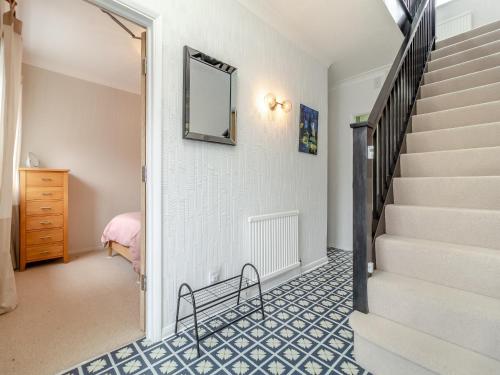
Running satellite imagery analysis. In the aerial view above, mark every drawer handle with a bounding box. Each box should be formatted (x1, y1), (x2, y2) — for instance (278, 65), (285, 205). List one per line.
(39, 251), (50, 255)
(39, 236), (52, 240)
(40, 207), (52, 210)
(39, 221), (52, 225)
(42, 192), (53, 196)
(41, 178), (53, 181)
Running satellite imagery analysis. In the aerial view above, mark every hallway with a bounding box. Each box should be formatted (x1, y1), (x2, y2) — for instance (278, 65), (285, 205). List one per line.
(62, 249), (368, 375)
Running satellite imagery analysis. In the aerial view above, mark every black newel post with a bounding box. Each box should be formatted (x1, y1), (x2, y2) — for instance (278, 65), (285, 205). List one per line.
(351, 121), (373, 313)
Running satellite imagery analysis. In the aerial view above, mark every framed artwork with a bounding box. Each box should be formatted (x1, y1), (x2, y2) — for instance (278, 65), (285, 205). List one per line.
(299, 104), (319, 155)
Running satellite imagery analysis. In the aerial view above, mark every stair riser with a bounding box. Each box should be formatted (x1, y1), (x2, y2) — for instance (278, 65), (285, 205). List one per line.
(436, 20), (500, 49)
(412, 101), (500, 132)
(368, 277), (500, 361)
(386, 205), (500, 250)
(351, 311), (500, 375)
(407, 123), (500, 153)
(417, 82), (500, 114)
(376, 235), (500, 299)
(433, 29), (500, 60)
(354, 334), (434, 375)
(424, 52), (500, 84)
(428, 41), (500, 72)
(393, 176), (500, 210)
(401, 147), (500, 178)
(421, 66), (500, 98)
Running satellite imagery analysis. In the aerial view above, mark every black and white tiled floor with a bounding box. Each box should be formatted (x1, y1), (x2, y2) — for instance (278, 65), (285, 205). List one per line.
(61, 249), (369, 375)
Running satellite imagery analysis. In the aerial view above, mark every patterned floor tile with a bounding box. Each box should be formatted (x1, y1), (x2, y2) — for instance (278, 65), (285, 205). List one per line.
(61, 249), (370, 375)
(154, 355), (183, 375)
(224, 356), (256, 375)
(116, 355), (148, 374)
(111, 343), (140, 365)
(80, 354), (113, 375)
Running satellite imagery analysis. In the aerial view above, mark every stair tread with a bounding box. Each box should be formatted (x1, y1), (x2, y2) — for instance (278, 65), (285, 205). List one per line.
(393, 175), (500, 210)
(418, 80), (500, 102)
(350, 311), (500, 375)
(437, 20), (500, 49)
(368, 270), (500, 360)
(402, 144), (500, 157)
(388, 203), (500, 215)
(370, 269), (500, 318)
(425, 52), (500, 84)
(406, 122), (500, 153)
(412, 99), (500, 133)
(428, 39), (500, 72)
(414, 99), (500, 117)
(378, 233), (500, 256)
(386, 204), (500, 250)
(433, 28), (500, 60)
(376, 234), (500, 299)
(408, 121), (500, 136)
(417, 81), (500, 114)
(421, 65), (500, 98)
(435, 39), (500, 59)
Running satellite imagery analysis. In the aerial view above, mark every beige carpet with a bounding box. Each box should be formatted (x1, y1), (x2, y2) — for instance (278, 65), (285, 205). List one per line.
(0, 250), (142, 375)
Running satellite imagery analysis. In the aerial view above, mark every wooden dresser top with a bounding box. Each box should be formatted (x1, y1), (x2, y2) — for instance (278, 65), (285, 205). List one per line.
(19, 168), (70, 172)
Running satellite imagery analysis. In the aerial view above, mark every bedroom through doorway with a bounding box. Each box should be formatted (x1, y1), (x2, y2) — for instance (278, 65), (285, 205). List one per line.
(0, 1), (150, 374)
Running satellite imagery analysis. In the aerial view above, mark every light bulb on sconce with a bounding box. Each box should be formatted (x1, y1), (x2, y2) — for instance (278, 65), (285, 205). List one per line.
(265, 93), (292, 113)
(281, 100), (292, 113)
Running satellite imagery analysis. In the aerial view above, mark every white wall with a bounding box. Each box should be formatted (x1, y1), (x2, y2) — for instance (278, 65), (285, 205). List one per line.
(437, 0), (500, 34)
(327, 65), (390, 251)
(137, 0), (329, 332)
(21, 64), (141, 254)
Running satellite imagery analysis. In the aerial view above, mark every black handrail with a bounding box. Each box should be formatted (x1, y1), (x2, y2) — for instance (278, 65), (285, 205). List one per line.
(351, 0), (435, 313)
(398, 0), (414, 22)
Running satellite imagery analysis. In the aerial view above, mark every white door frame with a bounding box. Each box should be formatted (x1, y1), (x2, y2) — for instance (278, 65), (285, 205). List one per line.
(87, 0), (164, 342)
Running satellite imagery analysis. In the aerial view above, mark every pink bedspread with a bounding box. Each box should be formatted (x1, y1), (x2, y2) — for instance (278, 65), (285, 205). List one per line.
(101, 212), (141, 272)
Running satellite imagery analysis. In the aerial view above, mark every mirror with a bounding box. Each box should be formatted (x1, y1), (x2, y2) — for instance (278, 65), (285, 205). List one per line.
(183, 46), (237, 145)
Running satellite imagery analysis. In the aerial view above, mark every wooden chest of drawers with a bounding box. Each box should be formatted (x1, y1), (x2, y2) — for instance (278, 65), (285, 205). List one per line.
(19, 168), (69, 271)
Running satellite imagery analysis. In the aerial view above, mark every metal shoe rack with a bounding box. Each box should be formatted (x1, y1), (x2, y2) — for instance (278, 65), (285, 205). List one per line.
(174, 263), (265, 357)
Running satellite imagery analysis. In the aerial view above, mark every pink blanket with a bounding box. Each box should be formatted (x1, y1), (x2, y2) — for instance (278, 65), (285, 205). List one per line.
(101, 212), (141, 272)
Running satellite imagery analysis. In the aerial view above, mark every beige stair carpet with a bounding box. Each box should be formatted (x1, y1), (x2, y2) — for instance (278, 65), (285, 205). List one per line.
(421, 65), (500, 97)
(351, 19), (500, 374)
(424, 52), (500, 84)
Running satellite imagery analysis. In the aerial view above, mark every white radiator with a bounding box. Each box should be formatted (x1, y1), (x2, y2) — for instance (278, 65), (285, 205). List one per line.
(437, 12), (472, 41)
(248, 210), (300, 281)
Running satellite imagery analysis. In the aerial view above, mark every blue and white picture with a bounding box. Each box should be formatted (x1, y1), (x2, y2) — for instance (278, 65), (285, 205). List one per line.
(299, 104), (319, 155)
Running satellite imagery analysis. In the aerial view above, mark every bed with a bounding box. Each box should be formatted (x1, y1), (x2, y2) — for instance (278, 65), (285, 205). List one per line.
(101, 212), (141, 272)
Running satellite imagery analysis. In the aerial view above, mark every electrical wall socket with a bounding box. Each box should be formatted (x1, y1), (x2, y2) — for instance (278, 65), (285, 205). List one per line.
(209, 271), (220, 284)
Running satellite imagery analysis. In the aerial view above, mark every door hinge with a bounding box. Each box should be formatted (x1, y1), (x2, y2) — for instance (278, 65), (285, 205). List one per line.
(140, 274), (147, 291)
(142, 165), (147, 183)
(142, 58), (147, 76)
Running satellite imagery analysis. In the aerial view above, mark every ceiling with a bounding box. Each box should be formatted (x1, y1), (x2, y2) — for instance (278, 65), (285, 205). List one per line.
(237, 0), (404, 84)
(18, 0), (144, 94)
(17, 0), (402, 92)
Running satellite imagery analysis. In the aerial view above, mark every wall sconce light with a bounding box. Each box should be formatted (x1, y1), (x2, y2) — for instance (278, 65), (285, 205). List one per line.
(265, 93), (292, 113)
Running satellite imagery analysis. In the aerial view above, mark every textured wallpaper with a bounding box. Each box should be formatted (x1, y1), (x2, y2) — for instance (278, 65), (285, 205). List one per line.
(146, 0), (328, 330)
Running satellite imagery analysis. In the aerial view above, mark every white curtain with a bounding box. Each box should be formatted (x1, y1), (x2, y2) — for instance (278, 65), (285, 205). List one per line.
(0, 9), (23, 315)
(10, 91), (21, 269)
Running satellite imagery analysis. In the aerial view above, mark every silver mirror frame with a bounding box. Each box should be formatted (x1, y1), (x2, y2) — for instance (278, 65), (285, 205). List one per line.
(183, 46), (237, 146)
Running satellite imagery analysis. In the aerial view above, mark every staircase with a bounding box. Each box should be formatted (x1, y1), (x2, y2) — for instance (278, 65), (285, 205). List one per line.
(351, 20), (500, 375)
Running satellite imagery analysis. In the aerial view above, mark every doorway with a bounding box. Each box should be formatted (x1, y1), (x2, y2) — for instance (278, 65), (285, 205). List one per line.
(91, 0), (164, 342)
(0, 1), (163, 374)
